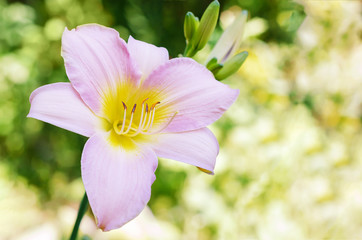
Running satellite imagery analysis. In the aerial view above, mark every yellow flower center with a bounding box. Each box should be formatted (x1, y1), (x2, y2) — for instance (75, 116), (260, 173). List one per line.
(103, 83), (177, 149)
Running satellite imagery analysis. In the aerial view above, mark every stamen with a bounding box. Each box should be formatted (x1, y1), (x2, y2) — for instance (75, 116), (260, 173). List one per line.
(141, 103), (149, 129)
(128, 99), (148, 137)
(119, 101), (127, 133)
(142, 102), (160, 133)
(123, 104), (136, 134)
(139, 111), (148, 131)
(143, 107), (154, 131)
(146, 102), (160, 131)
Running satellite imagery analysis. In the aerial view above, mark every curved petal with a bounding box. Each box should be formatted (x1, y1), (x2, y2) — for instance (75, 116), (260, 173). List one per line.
(81, 133), (158, 231)
(28, 83), (99, 137)
(127, 36), (169, 81)
(61, 24), (141, 115)
(142, 58), (239, 132)
(149, 128), (219, 174)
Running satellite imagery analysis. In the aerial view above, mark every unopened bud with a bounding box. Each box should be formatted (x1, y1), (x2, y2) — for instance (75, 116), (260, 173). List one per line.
(215, 51), (248, 80)
(191, 0), (220, 53)
(206, 57), (223, 72)
(184, 12), (199, 42)
(207, 10), (248, 63)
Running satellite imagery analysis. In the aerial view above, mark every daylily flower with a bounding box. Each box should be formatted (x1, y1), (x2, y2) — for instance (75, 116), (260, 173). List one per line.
(28, 24), (238, 231)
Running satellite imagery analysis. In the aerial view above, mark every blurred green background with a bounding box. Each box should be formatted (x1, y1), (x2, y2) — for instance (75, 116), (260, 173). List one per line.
(1, 0), (362, 239)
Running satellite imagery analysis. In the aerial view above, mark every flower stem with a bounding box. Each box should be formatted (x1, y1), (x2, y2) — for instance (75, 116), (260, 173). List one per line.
(69, 192), (89, 240)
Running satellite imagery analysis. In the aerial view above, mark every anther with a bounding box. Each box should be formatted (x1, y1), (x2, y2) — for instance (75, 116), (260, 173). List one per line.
(150, 101), (161, 110)
(132, 104), (137, 113)
(122, 101), (127, 110)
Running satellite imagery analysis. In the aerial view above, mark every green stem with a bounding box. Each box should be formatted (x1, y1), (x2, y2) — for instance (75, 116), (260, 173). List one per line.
(69, 192), (89, 240)
(183, 43), (197, 57)
(183, 43), (191, 57)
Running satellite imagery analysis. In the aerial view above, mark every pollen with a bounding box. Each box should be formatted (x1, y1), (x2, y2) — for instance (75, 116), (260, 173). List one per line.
(112, 98), (176, 137)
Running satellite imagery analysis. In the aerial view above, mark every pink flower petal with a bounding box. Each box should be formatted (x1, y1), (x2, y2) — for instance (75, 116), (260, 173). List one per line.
(142, 58), (239, 132)
(149, 128), (219, 174)
(127, 36), (169, 81)
(28, 83), (99, 137)
(61, 24), (141, 115)
(81, 132), (158, 231)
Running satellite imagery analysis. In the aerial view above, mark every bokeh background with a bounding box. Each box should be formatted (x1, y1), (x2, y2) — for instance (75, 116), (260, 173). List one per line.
(1, 0), (362, 239)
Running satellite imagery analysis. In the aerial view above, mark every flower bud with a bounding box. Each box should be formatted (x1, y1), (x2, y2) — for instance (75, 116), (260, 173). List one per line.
(184, 12), (199, 42)
(206, 57), (223, 72)
(207, 10), (248, 63)
(191, 0), (220, 53)
(214, 51), (248, 80)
